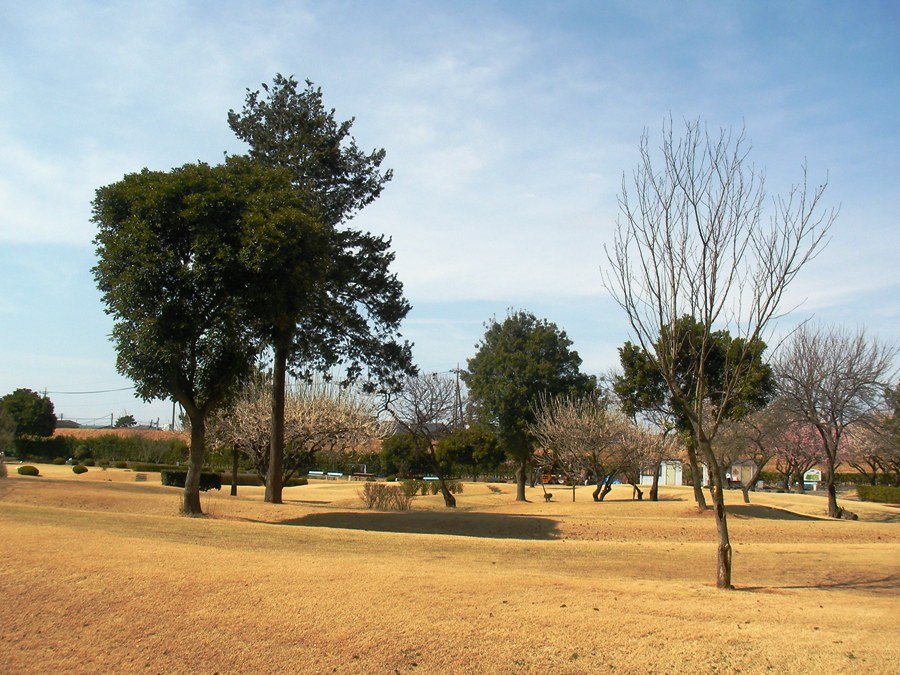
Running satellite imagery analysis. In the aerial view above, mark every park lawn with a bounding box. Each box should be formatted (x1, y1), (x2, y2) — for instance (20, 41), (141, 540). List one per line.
(1, 467), (898, 673)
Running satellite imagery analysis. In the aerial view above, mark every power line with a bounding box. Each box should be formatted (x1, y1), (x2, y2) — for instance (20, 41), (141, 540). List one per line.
(46, 386), (137, 395)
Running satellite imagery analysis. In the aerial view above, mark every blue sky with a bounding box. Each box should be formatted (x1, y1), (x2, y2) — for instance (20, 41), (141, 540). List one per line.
(1, 1), (897, 426)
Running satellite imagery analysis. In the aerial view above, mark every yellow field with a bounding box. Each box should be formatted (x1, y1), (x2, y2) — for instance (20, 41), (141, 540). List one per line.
(1, 465), (898, 673)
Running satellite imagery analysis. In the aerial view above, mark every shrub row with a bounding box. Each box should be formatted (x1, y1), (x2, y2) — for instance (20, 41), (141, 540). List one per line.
(360, 483), (412, 510)
(857, 485), (900, 503)
(400, 478), (464, 497)
(160, 470), (222, 492)
(12, 434), (188, 464)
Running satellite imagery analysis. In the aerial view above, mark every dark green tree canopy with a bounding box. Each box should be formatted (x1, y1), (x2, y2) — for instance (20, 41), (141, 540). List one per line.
(92, 156), (319, 414)
(614, 315), (774, 430)
(0, 388), (56, 438)
(228, 74), (392, 228)
(435, 425), (504, 474)
(114, 414), (137, 428)
(463, 311), (596, 461)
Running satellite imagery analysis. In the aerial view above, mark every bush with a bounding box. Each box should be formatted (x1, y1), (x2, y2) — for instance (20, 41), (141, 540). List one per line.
(857, 485), (900, 504)
(114, 460), (128, 469)
(12, 435), (71, 461)
(17, 465), (40, 476)
(445, 479), (464, 494)
(160, 470), (222, 491)
(360, 483), (412, 510)
(385, 475), (397, 482)
(285, 477), (308, 487)
(52, 457), (66, 465)
(128, 462), (179, 473)
(72, 464), (88, 474)
(83, 458), (95, 466)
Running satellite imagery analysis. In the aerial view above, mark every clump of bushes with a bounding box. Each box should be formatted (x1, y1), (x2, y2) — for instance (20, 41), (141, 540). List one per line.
(360, 483), (412, 510)
(83, 458), (95, 466)
(17, 465), (40, 476)
(52, 457), (66, 465)
(114, 460), (128, 469)
(160, 470), (222, 491)
(857, 485), (900, 504)
(401, 478), (464, 497)
(72, 465), (88, 475)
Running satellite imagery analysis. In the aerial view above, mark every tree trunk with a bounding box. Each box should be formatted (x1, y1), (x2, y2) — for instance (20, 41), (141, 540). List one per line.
(230, 445), (239, 497)
(514, 458), (527, 501)
(182, 414), (205, 515)
(436, 474), (457, 508)
(596, 475), (614, 502)
(825, 459), (841, 518)
(632, 483), (643, 500)
(686, 440), (708, 510)
(741, 465), (762, 504)
(265, 342), (287, 504)
(649, 460), (661, 501)
(592, 478), (602, 502)
(700, 439), (733, 590)
(794, 470), (806, 494)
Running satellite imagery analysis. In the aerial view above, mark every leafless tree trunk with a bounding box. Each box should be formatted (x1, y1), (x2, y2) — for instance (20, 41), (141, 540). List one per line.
(387, 373), (459, 508)
(603, 118), (833, 588)
(266, 344), (287, 504)
(775, 324), (897, 518)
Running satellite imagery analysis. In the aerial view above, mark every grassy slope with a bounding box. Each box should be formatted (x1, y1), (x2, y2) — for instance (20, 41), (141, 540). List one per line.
(1, 467), (898, 673)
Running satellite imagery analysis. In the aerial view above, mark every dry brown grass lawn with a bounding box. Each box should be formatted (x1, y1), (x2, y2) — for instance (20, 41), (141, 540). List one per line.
(1, 466), (898, 673)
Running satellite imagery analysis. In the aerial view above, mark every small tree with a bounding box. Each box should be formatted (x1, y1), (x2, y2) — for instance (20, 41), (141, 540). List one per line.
(531, 395), (632, 502)
(0, 388), (56, 439)
(773, 423), (823, 492)
(114, 414), (137, 428)
(727, 400), (793, 502)
(775, 324), (897, 517)
(386, 374), (459, 507)
(209, 375), (382, 488)
(603, 119), (834, 588)
(464, 311), (596, 501)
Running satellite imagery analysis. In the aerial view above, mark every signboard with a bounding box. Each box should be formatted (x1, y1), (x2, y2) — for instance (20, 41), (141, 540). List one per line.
(803, 469), (822, 482)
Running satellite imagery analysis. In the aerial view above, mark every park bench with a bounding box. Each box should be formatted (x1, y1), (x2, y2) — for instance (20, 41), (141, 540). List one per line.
(326, 472), (343, 480)
(134, 473), (147, 482)
(308, 470), (325, 479)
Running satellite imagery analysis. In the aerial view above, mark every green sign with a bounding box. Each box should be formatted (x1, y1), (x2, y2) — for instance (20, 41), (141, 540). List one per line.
(803, 469), (822, 482)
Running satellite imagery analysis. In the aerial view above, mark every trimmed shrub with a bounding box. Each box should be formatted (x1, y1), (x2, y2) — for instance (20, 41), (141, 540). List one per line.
(83, 458), (95, 466)
(160, 470), (222, 491)
(52, 457), (66, 465)
(857, 485), (900, 504)
(17, 465), (40, 476)
(114, 460), (128, 469)
(128, 462), (179, 473)
(286, 477), (308, 487)
(72, 465), (88, 474)
(445, 479), (464, 494)
(13, 435), (71, 461)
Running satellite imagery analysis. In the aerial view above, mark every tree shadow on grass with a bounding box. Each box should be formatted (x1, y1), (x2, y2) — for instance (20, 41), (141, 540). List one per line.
(739, 573), (900, 593)
(275, 510), (562, 540)
(726, 504), (820, 521)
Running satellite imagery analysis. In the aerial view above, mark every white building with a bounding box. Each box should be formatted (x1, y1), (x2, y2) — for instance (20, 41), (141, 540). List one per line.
(639, 460), (684, 486)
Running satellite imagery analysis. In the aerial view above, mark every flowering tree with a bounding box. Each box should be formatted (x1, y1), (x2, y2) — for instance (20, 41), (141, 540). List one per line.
(773, 424), (823, 493)
(209, 376), (383, 490)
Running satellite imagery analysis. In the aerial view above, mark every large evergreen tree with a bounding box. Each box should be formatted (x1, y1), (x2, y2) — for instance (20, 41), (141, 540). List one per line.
(228, 74), (413, 504)
(0, 388), (56, 439)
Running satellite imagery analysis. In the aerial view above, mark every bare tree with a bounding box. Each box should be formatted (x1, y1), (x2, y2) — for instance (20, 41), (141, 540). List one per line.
(531, 395), (633, 502)
(773, 422), (824, 493)
(386, 373), (459, 507)
(603, 118), (834, 588)
(209, 377), (382, 492)
(727, 400), (794, 503)
(774, 324), (897, 517)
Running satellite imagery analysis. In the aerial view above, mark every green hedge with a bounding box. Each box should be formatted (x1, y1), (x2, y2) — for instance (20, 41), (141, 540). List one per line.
(72, 465), (88, 475)
(857, 485), (900, 503)
(17, 465), (40, 476)
(160, 470), (221, 492)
